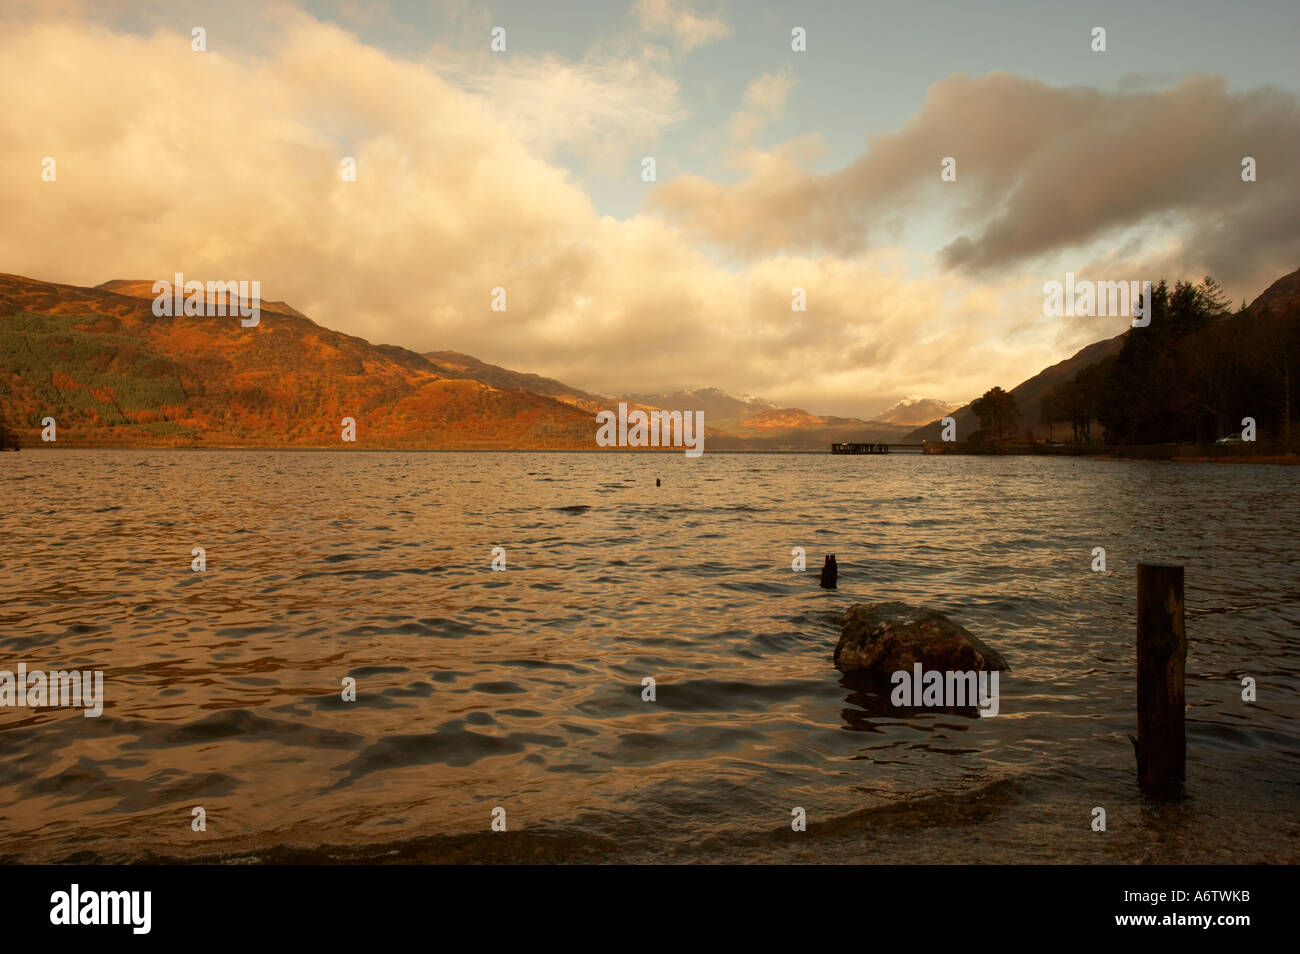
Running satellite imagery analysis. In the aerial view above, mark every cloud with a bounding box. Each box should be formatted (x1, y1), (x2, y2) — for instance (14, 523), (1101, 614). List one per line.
(631, 0), (730, 52)
(728, 67), (796, 147)
(433, 49), (688, 170)
(650, 72), (1300, 289)
(336, 0), (394, 29)
(4, 11), (1287, 422)
(743, 68), (795, 114)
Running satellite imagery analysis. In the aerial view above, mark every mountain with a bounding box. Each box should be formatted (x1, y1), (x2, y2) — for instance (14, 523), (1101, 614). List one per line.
(0, 273), (762, 449)
(0, 274), (595, 448)
(1243, 264), (1300, 318)
(622, 388), (915, 449)
(876, 396), (960, 426)
(421, 359), (759, 448)
(621, 387), (773, 421)
(22, 267), (1243, 452)
(423, 350), (607, 413)
(903, 334), (1128, 443)
(902, 266), (1300, 445)
(96, 279), (311, 322)
(711, 407), (913, 450)
(900, 266), (1300, 444)
(417, 367), (879, 450)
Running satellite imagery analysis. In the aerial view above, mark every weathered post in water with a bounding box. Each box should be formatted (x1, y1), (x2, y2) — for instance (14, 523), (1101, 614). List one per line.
(819, 555), (838, 589)
(1134, 563), (1186, 786)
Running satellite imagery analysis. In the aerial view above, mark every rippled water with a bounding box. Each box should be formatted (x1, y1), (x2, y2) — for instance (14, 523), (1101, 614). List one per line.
(1, 450), (1296, 863)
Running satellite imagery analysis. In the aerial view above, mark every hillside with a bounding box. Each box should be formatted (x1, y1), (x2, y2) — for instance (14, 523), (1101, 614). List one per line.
(0, 274), (595, 448)
(904, 265), (1300, 444)
(903, 334), (1127, 443)
(1243, 266), (1300, 319)
(424, 350), (608, 413)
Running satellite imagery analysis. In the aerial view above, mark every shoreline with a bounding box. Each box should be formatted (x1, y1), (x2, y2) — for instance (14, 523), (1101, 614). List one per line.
(5, 444), (1298, 462)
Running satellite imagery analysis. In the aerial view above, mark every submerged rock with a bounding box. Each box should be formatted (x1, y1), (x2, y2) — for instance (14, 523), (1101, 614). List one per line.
(833, 601), (1009, 676)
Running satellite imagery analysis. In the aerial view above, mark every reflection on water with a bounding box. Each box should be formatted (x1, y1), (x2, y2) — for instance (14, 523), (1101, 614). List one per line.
(0, 450), (1296, 863)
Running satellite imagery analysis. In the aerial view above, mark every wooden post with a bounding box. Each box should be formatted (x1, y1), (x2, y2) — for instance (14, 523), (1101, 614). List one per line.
(1134, 563), (1186, 785)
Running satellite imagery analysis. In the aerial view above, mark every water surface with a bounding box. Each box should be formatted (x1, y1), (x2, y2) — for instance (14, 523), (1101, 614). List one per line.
(1, 450), (1296, 863)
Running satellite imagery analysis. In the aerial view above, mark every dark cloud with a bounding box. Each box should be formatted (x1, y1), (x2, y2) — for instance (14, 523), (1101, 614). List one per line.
(650, 72), (1300, 281)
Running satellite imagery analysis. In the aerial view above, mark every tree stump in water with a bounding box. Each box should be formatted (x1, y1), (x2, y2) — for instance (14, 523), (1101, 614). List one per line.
(819, 555), (838, 589)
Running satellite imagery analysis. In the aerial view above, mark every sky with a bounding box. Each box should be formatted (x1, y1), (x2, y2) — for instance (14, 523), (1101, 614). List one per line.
(1, 0), (1297, 418)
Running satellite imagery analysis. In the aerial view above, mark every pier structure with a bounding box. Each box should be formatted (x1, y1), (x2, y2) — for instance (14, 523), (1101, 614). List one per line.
(830, 442), (891, 454)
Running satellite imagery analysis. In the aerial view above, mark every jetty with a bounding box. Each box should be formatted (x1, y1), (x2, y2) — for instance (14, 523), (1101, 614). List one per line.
(831, 442), (891, 454)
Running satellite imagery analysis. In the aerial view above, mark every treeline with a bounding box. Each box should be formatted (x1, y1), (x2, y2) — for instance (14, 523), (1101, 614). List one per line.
(1040, 276), (1298, 445)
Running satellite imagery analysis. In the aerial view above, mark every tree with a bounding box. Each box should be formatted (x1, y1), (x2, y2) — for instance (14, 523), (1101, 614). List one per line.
(1040, 379), (1077, 442)
(1246, 303), (1298, 443)
(1092, 273), (1299, 445)
(1073, 359), (1110, 443)
(1097, 278), (1227, 444)
(970, 386), (1021, 442)
(1196, 275), (1232, 320)
(0, 405), (16, 450)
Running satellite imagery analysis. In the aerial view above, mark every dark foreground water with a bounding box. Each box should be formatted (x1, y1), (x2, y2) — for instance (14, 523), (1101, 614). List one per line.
(0, 450), (1296, 864)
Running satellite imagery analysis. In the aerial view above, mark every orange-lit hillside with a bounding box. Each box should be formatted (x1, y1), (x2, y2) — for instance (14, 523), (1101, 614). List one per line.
(0, 274), (596, 448)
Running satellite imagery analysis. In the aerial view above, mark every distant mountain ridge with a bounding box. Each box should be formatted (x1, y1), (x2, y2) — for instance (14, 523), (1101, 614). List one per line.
(622, 387), (774, 420)
(876, 396), (960, 426)
(425, 365), (910, 449)
(702, 406), (909, 448)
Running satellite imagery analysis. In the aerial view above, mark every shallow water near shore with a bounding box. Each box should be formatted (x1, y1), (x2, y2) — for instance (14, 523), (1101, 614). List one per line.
(1, 450), (1297, 863)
